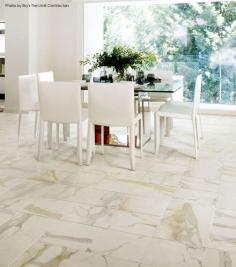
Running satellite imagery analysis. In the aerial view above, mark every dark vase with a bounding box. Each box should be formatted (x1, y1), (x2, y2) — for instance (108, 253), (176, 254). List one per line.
(136, 71), (145, 84)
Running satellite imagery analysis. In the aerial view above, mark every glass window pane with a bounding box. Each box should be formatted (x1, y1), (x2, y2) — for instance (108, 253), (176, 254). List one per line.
(102, 2), (236, 105)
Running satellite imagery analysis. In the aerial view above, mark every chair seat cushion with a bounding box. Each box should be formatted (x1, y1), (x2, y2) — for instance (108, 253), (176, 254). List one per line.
(158, 101), (193, 117)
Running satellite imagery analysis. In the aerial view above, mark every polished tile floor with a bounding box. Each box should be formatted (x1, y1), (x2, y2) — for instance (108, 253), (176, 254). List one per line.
(0, 111), (236, 267)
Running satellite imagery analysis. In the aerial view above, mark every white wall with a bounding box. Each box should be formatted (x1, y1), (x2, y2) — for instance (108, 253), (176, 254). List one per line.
(28, 6), (54, 74)
(0, 0), (4, 20)
(50, 3), (78, 81)
(4, 1), (84, 112)
(29, 2), (84, 81)
(5, 4), (29, 112)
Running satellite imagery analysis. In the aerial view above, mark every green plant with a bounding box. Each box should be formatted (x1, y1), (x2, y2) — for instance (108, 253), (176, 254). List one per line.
(80, 45), (158, 80)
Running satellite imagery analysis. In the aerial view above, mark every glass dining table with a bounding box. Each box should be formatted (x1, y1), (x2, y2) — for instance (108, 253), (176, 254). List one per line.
(81, 78), (184, 147)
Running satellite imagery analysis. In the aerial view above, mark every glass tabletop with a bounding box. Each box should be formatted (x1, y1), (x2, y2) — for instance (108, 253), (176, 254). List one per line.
(135, 80), (182, 93)
(81, 79), (182, 94)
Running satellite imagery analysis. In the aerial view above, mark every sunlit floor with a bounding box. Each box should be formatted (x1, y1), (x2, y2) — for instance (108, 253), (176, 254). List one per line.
(0, 111), (236, 267)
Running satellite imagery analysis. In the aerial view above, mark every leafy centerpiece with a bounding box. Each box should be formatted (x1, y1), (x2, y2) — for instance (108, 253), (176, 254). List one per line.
(80, 45), (158, 81)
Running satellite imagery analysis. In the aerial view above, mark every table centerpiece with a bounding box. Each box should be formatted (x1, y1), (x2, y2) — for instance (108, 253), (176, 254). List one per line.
(80, 45), (158, 81)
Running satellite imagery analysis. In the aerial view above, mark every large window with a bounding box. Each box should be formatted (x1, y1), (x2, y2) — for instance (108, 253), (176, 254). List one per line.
(102, 2), (236, 104)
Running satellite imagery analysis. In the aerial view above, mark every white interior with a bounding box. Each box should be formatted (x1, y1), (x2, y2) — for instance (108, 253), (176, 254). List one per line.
(0, 0), (236, 114)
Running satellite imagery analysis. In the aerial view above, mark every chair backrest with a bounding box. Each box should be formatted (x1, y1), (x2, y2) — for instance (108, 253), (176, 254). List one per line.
(88, 83), (134, 126)
(38, 71), (54, 82)
(38, 81), (82, 123)
(18, 74), (39, 111)
(193, 74), (202, 116)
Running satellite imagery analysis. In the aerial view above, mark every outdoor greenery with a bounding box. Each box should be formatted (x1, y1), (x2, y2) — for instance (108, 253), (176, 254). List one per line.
(81, 45), (158, 80)
(103, 2), (236, 104)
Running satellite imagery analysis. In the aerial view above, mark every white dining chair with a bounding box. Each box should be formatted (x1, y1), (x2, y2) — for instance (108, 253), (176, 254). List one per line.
(18, 74), (39, 143)
(38, 71), (54, 83)
(154, 74), (202, 159)
(37, 81), (86, 165)
(37, 71), (63, 147)
(86, 83), (143, 171)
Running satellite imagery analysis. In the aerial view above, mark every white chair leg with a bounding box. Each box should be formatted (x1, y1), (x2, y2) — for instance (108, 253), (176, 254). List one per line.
(141, 99), (145, 134)
(198, 114), (203, 139)
(67, 124), (70, 138)
(192, 119), (198, 159)
(56, 123), (60, 148)
(47, 122), (52, 149)
(140, 118), (143, 158)
(129, 125), (135, 171)
(63, 123), (67, 141)
(77, 122), (82, 166)
(92, 124), (96, 156)
(37, 120), (44, 160)
(63, 123), (70, 141)
(165, 117), (171, 137)
(86, 122), (93, 165)
(18, 112), (22, 144)
(160, 116), (165, 138)
(101, 125), (104, 155)
(34, 111), (38, 138)
(195, 116), (200, 149)
(155, 113), (161, 155)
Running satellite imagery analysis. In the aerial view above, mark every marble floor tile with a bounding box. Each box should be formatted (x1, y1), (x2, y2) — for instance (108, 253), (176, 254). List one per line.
(210, 209), (236, 247)
(0, 112), (236, 265)
(8, 196), (161, 237)
(12, 241), (140, 267)
(202, 248), (236, 267)
(0, 213), (45, 266)
(155, 199), (214, 249)
(141, 238), (204, 267)
(40, 182), (171, 217)
(174, 187), (218, 206)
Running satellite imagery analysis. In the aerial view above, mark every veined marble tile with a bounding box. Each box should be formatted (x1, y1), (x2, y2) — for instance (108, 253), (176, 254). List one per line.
(61, 169), (107, 186)
(104, 236), (151, 262)
(0, 176), (26, 195)
(12, 241), (140, 267)
(24, 216), (150, 263)
(0, 209), (18, 227)
(90, 177), (176, 197)
(27, 169), (71, 184)
(0, 214), (44, 266)
(8, 196), (161, 237)
(203, 248), (236, 267)
(1, 112), (236, 265)
(92, 208), (161, 237)
(155, 200), (214, 248)
(217, 182), (236, 211)
(8, 197), (93, 223)
(0, 180), (53, 210)
(180, 176), (220, 193)
(184, 159), (222, 179)
(174, 187), (218, 206)
(0, 166), (34, 179)
(41, 183), (170, 217)
(209, 209), (236, 251)
(141, 238), (204, 267)
(221, 164), (236, 183)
